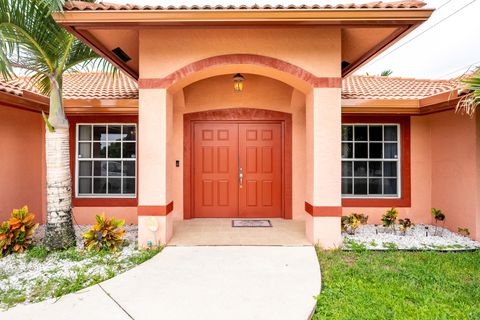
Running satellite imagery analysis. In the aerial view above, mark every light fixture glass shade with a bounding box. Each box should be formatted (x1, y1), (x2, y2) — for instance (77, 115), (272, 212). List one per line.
(233, 73), (245, 92)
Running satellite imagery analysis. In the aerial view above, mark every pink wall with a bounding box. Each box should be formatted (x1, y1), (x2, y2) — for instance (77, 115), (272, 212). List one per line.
(429, 110), (479, 239)
(341, 111), (480, 240)
(0, 105), (45, 223)
(73, 207), (138, 225)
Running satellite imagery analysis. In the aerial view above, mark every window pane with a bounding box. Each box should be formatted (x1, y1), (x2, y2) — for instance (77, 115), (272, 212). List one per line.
(354, 161), (367, 177)
(79, 125), (91, 141)
(369, 143), (382, 158)
(354, 143), (367, 158)
(79, 161), (92, 176)
(369, 126), (382, 141)
(93, 125), (107, 141)
(342, 126), (353, 141)
(369, 178), (382, 194)
(354, 126), (368, 141)
(342, 161), (352, 177)
(123, 125), (136, 141)
(123, 161), (136, 177)
(384, 126), (398, 141)
(384, 178), (397, 195)
(123, 178), (135, 194)
(384, 143), (398, 159)
(123, 142), (136, 158)
(78, 142), (91, 158)
(108, 161), (122, 176)
(342, 178), (352, 194)
(342, 143), (353, 159)
(108, 125), (122, 142)
(94, 161), (108, 176)
(354, 179), (367, 195)
(93, 142), (107, 158)
(93, 178), (107, 194)
(369, 161), (382, 177)
(384, 162), (397, 177)
(108, 178), (122, 194)
(108, 142), (121, 158)
(78, 178), (92, 194)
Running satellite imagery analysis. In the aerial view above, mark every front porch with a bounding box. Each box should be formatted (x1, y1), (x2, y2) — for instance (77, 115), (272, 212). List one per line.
(169, 218), (310, 246)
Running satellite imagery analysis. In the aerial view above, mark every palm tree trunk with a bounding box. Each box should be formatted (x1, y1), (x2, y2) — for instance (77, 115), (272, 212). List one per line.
(44, 77), (76, 249)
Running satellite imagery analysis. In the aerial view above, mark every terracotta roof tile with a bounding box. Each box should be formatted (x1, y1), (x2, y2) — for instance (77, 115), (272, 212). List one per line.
(63, 1), (427, 11)
(0, 73), (461, 101)
(342, 76), (459, 99)
(0, 79), (24, 96)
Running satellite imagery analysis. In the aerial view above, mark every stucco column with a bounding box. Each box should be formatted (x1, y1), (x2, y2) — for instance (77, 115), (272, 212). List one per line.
(137, 88), (174, 247)
(305, 87), (342, 249)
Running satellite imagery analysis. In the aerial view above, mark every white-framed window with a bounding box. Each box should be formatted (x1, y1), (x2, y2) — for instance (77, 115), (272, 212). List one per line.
(341, 124), (400, 198)
(76, 124), (137, 198)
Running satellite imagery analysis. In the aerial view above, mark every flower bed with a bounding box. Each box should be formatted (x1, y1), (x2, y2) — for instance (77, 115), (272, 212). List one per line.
(0, 225), (160, 310)
(343, 224), (480, 251)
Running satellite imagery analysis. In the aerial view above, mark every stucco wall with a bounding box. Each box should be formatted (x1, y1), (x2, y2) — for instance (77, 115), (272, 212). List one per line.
(139, 28), (341, 78)
(0, 105), (45, 223)
(341, 111), (480, 240)
(429, 110), (479, 240)
(170, 74), (307, 220)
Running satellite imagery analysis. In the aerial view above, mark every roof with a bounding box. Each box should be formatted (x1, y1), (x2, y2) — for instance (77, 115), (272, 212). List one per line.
(63, 1), (427, 11)
(2, 73), (138, 100)
(1, 72), (460, 101)
(342, 76), (459, 100)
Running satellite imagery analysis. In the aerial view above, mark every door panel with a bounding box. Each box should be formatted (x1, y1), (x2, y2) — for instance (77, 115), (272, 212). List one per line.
(239, 123), (283, 218)
(193, 123), (239, 217)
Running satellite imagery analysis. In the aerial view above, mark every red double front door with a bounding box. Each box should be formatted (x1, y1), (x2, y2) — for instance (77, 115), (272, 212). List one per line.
(193, 122), (283, 218)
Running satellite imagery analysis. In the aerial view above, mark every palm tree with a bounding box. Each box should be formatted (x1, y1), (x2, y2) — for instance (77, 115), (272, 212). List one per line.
(0, 0), (113, 249)
(379, 69), (393, 77)
(456, 67), (480, 116)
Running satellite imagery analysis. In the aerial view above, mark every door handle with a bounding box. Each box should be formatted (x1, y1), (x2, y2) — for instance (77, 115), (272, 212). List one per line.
(239, 167), (244, 188)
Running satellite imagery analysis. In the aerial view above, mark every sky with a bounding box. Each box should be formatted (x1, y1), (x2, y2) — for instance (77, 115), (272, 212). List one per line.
(107, 0), (480, 79)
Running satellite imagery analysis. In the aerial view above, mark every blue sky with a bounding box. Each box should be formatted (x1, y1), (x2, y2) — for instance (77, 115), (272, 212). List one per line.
(109, 0), (480, 79)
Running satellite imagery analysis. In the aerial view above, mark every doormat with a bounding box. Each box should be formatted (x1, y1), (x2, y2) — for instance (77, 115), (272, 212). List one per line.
(232, 220), (272, 227)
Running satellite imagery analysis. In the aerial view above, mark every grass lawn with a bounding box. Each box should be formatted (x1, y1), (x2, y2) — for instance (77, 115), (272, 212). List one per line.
(314, 248), (480, 320)
(0, 245), (161, 310)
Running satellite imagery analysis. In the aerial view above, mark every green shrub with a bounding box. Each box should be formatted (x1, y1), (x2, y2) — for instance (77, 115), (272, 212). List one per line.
(83, 213), (126, 252)
(341, 213), (368, 235)
(0, 206), (39, 257)
(381, 208), (398, 231)
(431, 208), (446, 236)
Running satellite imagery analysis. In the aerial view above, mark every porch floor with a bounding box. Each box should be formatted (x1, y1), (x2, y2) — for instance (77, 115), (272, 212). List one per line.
(168, 218), (311, 246)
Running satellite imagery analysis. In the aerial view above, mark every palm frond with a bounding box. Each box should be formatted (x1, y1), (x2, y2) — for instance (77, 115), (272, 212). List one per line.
(456, 68), (480, 117)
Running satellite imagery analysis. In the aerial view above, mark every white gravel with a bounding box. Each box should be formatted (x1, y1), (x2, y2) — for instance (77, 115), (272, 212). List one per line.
(0, 224), (155, 310)
(343, 224), (480, 251)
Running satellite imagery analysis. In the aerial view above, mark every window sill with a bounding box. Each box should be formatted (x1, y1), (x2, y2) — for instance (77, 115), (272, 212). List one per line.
(72, 197), (138, 207)
(342, 197), (410, 208)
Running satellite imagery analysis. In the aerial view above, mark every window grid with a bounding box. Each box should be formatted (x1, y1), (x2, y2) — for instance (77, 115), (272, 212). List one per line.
(341, 124), (400, 198)
(76, 124), (137, 198)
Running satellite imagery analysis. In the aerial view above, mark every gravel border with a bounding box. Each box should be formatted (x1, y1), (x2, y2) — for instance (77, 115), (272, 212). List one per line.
(343, 224), (480, 251)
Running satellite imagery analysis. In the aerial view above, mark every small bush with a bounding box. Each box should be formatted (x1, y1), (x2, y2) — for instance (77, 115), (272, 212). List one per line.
(0, 206), (39, 257)
(381, 208), (398, 231)
(341, 213), (368, 235)
(458, 227), (470, 237)
(83, 213), (126, 252)
(398, 218), (414, 235)
(431, 208), (446, 236)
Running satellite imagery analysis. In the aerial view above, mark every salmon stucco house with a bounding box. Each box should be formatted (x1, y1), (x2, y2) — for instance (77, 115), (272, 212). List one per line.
(1, 1), (479, 248)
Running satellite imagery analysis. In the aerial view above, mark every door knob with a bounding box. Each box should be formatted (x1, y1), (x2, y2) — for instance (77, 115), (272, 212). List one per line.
(239, 167), (244, 188)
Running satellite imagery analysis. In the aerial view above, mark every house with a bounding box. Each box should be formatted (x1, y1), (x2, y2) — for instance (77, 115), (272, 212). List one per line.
(1, 1), (479, 248)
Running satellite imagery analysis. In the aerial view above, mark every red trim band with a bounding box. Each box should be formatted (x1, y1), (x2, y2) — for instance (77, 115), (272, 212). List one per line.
(138, 54), (342, 89)
(305, 202), (342, 217)
(138, 202), (174, 216)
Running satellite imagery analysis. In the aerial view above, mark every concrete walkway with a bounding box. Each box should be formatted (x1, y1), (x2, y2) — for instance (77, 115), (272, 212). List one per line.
(2, 246), (320, 320)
